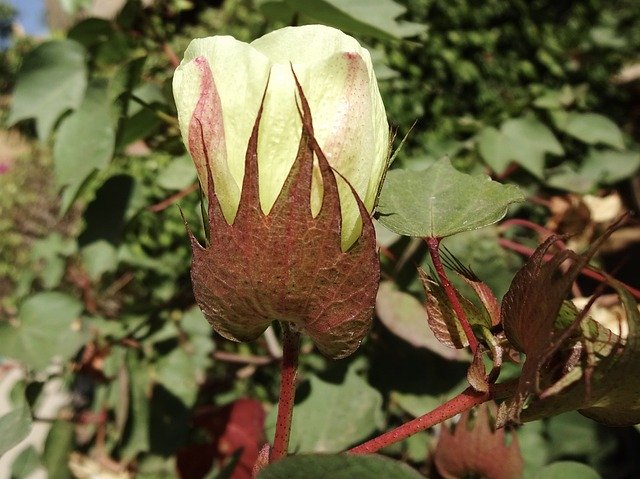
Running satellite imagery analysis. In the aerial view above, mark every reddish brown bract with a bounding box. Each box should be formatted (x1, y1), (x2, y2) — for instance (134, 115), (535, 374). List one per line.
(187, 78), (380, 359)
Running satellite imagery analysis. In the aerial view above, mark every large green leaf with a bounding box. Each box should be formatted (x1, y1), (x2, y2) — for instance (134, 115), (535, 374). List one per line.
(0, 292), (86, 371)
(257, 454), (424, 479)
(154, 346), (199, 406)
(259, 0), (425, 40)
(267, 363), (384, 453)
(478, 118), (564, 178)
(580, 148), (640, 184)
(53, 79), (116, 201)
(500, 117), (564, 178)
(0, 404), (31, 457)
(560, 113), (625, 149)
(377, 158), (524, 238)
(476, 126), (513, 175)
(9, 40), (87, 140)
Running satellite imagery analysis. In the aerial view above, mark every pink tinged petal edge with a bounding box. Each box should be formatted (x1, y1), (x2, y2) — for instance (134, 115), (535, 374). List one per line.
(187, 56), (242, 224)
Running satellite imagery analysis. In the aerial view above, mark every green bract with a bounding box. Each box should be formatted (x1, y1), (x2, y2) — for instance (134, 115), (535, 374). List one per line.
(173, 25), (389, 250)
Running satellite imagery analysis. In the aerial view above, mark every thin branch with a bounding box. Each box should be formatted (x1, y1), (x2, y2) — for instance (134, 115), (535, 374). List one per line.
(148, 183), (199, 212)
(213, 350), (273, 366)
(270, 323), (301, 462)
(348, 387), (489, 455)
(498, 238), (640, 300)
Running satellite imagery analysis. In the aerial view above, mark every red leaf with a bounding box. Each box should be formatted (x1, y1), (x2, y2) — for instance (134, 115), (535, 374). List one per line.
(177, 399), (266, 479)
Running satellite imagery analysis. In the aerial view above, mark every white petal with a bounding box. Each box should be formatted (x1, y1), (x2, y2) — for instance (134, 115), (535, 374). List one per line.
(174, 36), (272, 221)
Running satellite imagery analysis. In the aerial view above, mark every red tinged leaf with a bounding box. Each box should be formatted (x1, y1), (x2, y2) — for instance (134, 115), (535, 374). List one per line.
(187, 71), (380, 359)
(496, 224), (640, 426)
(177, 399), (266, 479)
(433, 402), (523, 479)
(420, 270), (491, 349)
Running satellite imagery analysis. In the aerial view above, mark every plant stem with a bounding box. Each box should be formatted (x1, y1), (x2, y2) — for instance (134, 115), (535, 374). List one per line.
(497, 237), (640, 300)
(270, 323), (301, 463)
(426, 237), (479, 354)
(348, 387), (489, 455)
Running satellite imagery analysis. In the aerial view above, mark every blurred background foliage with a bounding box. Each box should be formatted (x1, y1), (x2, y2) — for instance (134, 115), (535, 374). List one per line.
(0, 0), (639, 478)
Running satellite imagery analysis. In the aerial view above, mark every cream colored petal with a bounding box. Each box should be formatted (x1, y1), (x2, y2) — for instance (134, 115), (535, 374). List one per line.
(251, 24), (366, 65)
(253, 25), (389, 249)
(173, 36), (272, 222)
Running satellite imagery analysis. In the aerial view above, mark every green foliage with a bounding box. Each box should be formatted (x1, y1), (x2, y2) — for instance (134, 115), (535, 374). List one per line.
(0, 292), (85, 371)
(377, 158), (525, 237)
(54, 79), (116, 205)
(267, 362), (384, 453)
(257, 454), (424, 479)
(1, 0), (639, 477)
(258, 0), (426, 40)
(9, 40), (87, 140)
(0, 403), (31, 457)
(535, 461), (602, 479)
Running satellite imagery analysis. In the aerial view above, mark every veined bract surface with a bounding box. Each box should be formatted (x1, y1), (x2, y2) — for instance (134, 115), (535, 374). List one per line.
(173, 25), (389, 359)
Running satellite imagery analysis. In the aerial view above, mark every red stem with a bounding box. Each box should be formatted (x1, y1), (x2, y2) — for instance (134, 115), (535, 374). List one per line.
(500, 218), (557, 238)
(426, 237), (479, 354)
(270, 323), (301, 462)
(348, 387), (489, 455)
(498, 238), (640, 300)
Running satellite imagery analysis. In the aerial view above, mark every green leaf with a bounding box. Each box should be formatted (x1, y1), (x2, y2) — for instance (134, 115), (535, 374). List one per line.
(580, 148), (640, 184)
(263, 0), (426, 40)
(154, 347), (199, 406)
(42, 420), (74, 479)
(53, 79), (116, 198)
(267, 363), (384, 453)
(117, 83), (165, 147)
(477, 126), (512, 175)
(9, 40), (88, 139)
(0, 404), (31, 457)
(501, 117), (564, 178)
(534, 461), (601, 479)
(0, 292), (85, 371)
(257, 454), (424, 479)
(377, 158), (525, 238)
(11, 445), (42, 478)
(120, 351), (150, 459)
(80, 240), (117, 280)
(560, 113), (625, 149)
(545, 165), (595, 194)
(157, 155), (197, 191)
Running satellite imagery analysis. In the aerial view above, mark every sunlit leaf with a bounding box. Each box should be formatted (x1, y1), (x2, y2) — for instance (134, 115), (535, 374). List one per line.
(53, 79), (116, 202)
(0, 404), (32, 457)
(9, 40), (87, 139)
(0, 293), (86, 371)
(377, 158), (524, 238)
